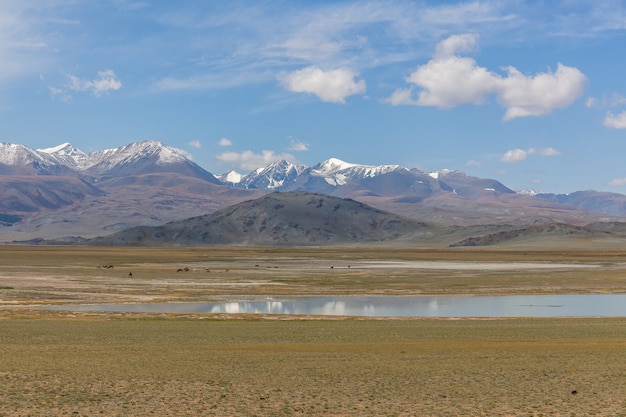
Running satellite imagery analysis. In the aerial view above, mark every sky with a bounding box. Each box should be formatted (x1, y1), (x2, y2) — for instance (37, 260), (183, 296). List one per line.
(2, 0), (626, 194)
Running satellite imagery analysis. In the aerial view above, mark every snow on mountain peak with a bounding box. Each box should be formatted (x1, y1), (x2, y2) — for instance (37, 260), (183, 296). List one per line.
(84, 140), (191, 173)
(518, 189), (539, 196)
(237, 159), (305, 189)
(429, 169), (462, 179)
(38, 143), (88, 169)
(217, 170), (243, 184)
(0, 142), (52, 166)
(310, 158), (403, 186)
(117, 140), (189, 165)
(312, 158), (357, 175)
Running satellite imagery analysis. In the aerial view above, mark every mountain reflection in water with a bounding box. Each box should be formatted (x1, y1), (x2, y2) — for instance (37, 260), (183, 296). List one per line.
(46, 294), (626, 317)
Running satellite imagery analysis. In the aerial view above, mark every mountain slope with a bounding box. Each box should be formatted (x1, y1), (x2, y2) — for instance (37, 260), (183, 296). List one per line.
(89, 192), (433, 246)
(81, 140), (220, 183)
(0, 176), (106, 213)
(536, 190), (626, 217)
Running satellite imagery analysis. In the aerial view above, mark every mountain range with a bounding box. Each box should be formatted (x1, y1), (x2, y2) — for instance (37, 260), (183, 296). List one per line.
(2, 139), (626, 246)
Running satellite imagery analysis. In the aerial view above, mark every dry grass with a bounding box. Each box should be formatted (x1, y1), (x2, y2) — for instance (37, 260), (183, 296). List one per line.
(2, 246), (626, 306)
(1, 317), (625, 416)
(1, 246), (626, 416)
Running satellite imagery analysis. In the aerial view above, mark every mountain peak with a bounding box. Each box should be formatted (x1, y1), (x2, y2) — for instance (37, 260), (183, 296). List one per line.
(217, 170), (243, 184)
(38, 143), (88, 169)
(312, 158), (356, 175)
(237, 159), (305, 189)
(0, 142), (54, 166)
(112, 140), (189, 165)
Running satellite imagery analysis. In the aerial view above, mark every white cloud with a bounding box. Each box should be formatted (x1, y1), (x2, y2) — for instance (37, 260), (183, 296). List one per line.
(388, 34), (586, 120)
(466, 160), (482, 168)
(67, 69), (122, 97)
(218, 138), (232, 147)
(217, 150), (297, 171)
(434, 33), (478, 59)
(278, 66), (366, 103)
(533, 147), (561, 156)
(501, 148), (528, 163)
(500, 147), (561, 163)
(188, 140), (201, 149)
(604, 111), (626, 129)
(402, 54), (500, 108)
(499, 64), (586, 120)
(288, 139), (309, 151)
(609, 178), (626, 186)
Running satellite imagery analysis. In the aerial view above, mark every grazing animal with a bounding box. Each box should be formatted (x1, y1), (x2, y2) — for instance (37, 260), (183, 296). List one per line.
(128, 272), (133, 278)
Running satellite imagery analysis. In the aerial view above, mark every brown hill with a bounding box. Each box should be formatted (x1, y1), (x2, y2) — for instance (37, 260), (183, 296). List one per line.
(89, 192), (434, 246)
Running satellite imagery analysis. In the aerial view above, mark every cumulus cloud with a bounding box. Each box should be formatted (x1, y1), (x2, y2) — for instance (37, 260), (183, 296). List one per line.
(501, 148), (528, 163)
(388, 34), (586, 120)
(288, 139), (309, 151)
(218, 138), (233, 146)
(603, 111), (626, 129)
(217, 150), (297, 171)
(188, 140), (201, 149)
(609, 178), (626, 186)
(278, 66), (366, 103)
(499, 64), (587, 120)
(500, 147), (561, 163)
(67, 69), (122, 97)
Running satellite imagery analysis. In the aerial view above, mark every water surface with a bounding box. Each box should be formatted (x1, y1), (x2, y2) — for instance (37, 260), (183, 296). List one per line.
(47, 294), (626, 317)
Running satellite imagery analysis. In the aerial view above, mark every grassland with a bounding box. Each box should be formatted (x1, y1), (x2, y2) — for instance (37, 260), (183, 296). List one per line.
(1, 246), (626, 416)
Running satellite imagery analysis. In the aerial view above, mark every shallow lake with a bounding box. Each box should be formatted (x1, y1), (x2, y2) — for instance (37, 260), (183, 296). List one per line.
(47, 294), (626, 317)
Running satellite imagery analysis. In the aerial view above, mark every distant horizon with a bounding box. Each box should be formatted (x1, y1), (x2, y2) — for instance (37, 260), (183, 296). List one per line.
(2, 1), (626, 194)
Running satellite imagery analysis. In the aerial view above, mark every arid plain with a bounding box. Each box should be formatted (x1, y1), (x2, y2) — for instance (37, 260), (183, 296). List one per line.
(1, 246), (626, 416)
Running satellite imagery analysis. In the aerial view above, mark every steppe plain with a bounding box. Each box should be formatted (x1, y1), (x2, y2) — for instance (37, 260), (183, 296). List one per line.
(1, 245), (626, 416)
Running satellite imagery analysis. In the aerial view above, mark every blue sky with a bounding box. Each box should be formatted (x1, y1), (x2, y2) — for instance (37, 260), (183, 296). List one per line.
(2, 1), (626, 193)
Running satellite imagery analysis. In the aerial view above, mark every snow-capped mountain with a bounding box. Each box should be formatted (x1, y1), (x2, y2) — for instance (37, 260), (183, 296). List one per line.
(81, 140), (211, 180)
(238, 160), (306, 190)
(309, 158), (403, 186)
(0, 142), (76, 175)
(1, 143), (52, 166)
(38, 143), (89, 170)
(216, 170), (243, 184)
(220, 157), (510, 201)
(1, 140), (219, 183)
(5, 139), (626, 245)
(226, 158), (413, 192)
